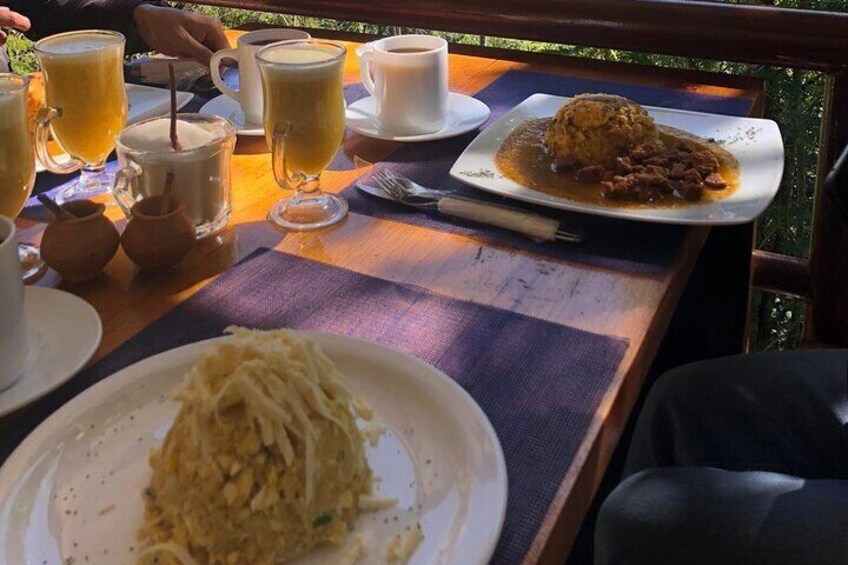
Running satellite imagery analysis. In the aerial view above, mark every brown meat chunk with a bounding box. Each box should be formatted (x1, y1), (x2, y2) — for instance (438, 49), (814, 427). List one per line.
(704, 172), (728, 189)
(643, 156), (669, 167)
(602, 172), (673, 202)
(615, 157), (634, 175)
(678, 182), (704, 201)
(689, 151), (720, 175)
(629, 142), (663, 162)
(576, 165), (606, 184)
(669, 162), (688, 179)
(683, 169), (703, 184)
(593, 134), (723, 205)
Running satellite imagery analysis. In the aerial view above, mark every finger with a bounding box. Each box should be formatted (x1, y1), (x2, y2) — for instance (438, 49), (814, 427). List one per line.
(179, 33), (214, 66)
(0, 30), (6, 47)
(205, 21), (230, 52)
(0, 8), (31, 31)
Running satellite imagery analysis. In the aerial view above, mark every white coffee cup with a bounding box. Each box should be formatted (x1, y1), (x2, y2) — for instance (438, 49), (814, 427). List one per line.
(210, 28), (310, 125)
(0, 215), (28, 391)
(357, 35), (449, 135)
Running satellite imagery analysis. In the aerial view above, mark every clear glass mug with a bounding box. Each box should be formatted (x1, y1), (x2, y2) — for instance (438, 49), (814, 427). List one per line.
(256, 39), (348, 231)
(112, 114), (236, 238)
(34, 30), (128, 204)
(0, 73), (44, 281)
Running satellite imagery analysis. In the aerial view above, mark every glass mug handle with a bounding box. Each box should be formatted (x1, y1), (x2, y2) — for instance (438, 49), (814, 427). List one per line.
(210, 48), (240, 102)
(272, 121), (297, 190)
(112, 160), (143, 215)
(35, 107), (83, 175)
(271, 121), (319, 194)
(357, 44), (376, 95)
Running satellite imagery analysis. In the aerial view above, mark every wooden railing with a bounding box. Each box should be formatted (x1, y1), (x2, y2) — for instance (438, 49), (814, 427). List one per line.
(194, 0), (848, 346)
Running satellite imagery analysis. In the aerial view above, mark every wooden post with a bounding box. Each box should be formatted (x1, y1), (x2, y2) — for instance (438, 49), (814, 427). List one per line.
(808, 71), (848, 346)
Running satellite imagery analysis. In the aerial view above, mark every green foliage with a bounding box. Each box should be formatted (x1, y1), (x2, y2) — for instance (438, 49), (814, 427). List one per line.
(5, 32), (37, 74)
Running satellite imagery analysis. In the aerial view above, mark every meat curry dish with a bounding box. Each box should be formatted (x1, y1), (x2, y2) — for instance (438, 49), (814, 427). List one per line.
(494, 94), (739, 208)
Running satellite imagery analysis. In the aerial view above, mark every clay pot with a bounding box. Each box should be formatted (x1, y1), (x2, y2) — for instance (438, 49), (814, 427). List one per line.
(121, 195), (195, 272)
(41, 200), (120, 282)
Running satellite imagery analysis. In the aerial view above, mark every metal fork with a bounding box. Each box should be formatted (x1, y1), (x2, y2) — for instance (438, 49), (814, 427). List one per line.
(370, 169), (584, 243)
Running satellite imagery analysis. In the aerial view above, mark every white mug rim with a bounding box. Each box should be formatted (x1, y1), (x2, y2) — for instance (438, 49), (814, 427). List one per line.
(236, 28), (311, 49)
(373, 34), (448, 55)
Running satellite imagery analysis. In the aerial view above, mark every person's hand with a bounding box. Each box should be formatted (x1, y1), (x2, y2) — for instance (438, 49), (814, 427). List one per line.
(0, 6), (30, 47)
(133, 4), (229, 66)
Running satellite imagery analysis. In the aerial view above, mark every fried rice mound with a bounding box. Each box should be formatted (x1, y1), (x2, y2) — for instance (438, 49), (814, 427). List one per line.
(136, 328), (372, 565)
(544, 94), (661, 170)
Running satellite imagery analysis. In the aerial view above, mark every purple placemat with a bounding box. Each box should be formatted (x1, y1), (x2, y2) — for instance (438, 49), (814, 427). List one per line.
(339, 70), (754, 276)
(0, 248), (628, 564)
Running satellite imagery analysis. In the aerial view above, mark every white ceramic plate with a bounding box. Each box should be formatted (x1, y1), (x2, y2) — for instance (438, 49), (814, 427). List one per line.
(200, 94), (265, 136)
(36, 84), (193, 173)
(450, 93), (784, 225)
(125, 83), (193, 125)
(346, 92), (491, 142)
(0, 333), (507, 565)
(0, 287), (101, 417)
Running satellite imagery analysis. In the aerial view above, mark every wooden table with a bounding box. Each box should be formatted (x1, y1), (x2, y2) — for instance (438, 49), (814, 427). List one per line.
(14, 35), (763, 564)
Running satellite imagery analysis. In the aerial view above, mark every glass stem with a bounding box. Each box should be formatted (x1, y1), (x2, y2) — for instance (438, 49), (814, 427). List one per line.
(295, 175), (322, 200)
(17, 243), (45, 282)
(56, 161), (110, 204)
(79, 163), (107, 189)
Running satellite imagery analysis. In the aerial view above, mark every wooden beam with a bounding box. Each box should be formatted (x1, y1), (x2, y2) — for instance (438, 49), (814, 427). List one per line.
(751, 250), (811, 300)
(194, 0), (848, 70)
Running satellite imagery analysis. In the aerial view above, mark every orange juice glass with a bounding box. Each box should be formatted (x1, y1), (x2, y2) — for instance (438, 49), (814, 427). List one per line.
(34, 30), (127, 204)
(257, 39), (348, 231)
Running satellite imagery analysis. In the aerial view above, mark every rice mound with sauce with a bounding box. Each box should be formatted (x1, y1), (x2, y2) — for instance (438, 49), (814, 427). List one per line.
(136, 327), (372, 565)
(544, 94), (661, 170)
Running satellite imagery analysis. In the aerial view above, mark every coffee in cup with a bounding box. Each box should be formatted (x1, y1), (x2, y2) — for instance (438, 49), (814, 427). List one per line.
(357, 35), (449, 135)
(210, 29), (310, 126)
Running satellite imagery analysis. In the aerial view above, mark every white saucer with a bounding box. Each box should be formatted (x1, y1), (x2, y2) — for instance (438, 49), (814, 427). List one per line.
(199, 94), (265, 136)
(0, 287), (102, 417)
(346, 92), (491, 142)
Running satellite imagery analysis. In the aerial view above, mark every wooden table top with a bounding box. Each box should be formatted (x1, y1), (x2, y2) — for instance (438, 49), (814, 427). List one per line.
(14, 34), (763, 564)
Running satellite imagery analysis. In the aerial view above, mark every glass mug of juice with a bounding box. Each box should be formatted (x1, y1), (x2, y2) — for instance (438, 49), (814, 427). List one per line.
(0, 74), (35, 220)
(34, 30), (128, 204)
(256, 39), (348, 231)
(0, 73), (43, 281)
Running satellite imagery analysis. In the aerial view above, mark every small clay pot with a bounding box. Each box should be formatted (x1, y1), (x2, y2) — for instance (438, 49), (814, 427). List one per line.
(121, 195), (195, 272)
(41, 200), (120, 282)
